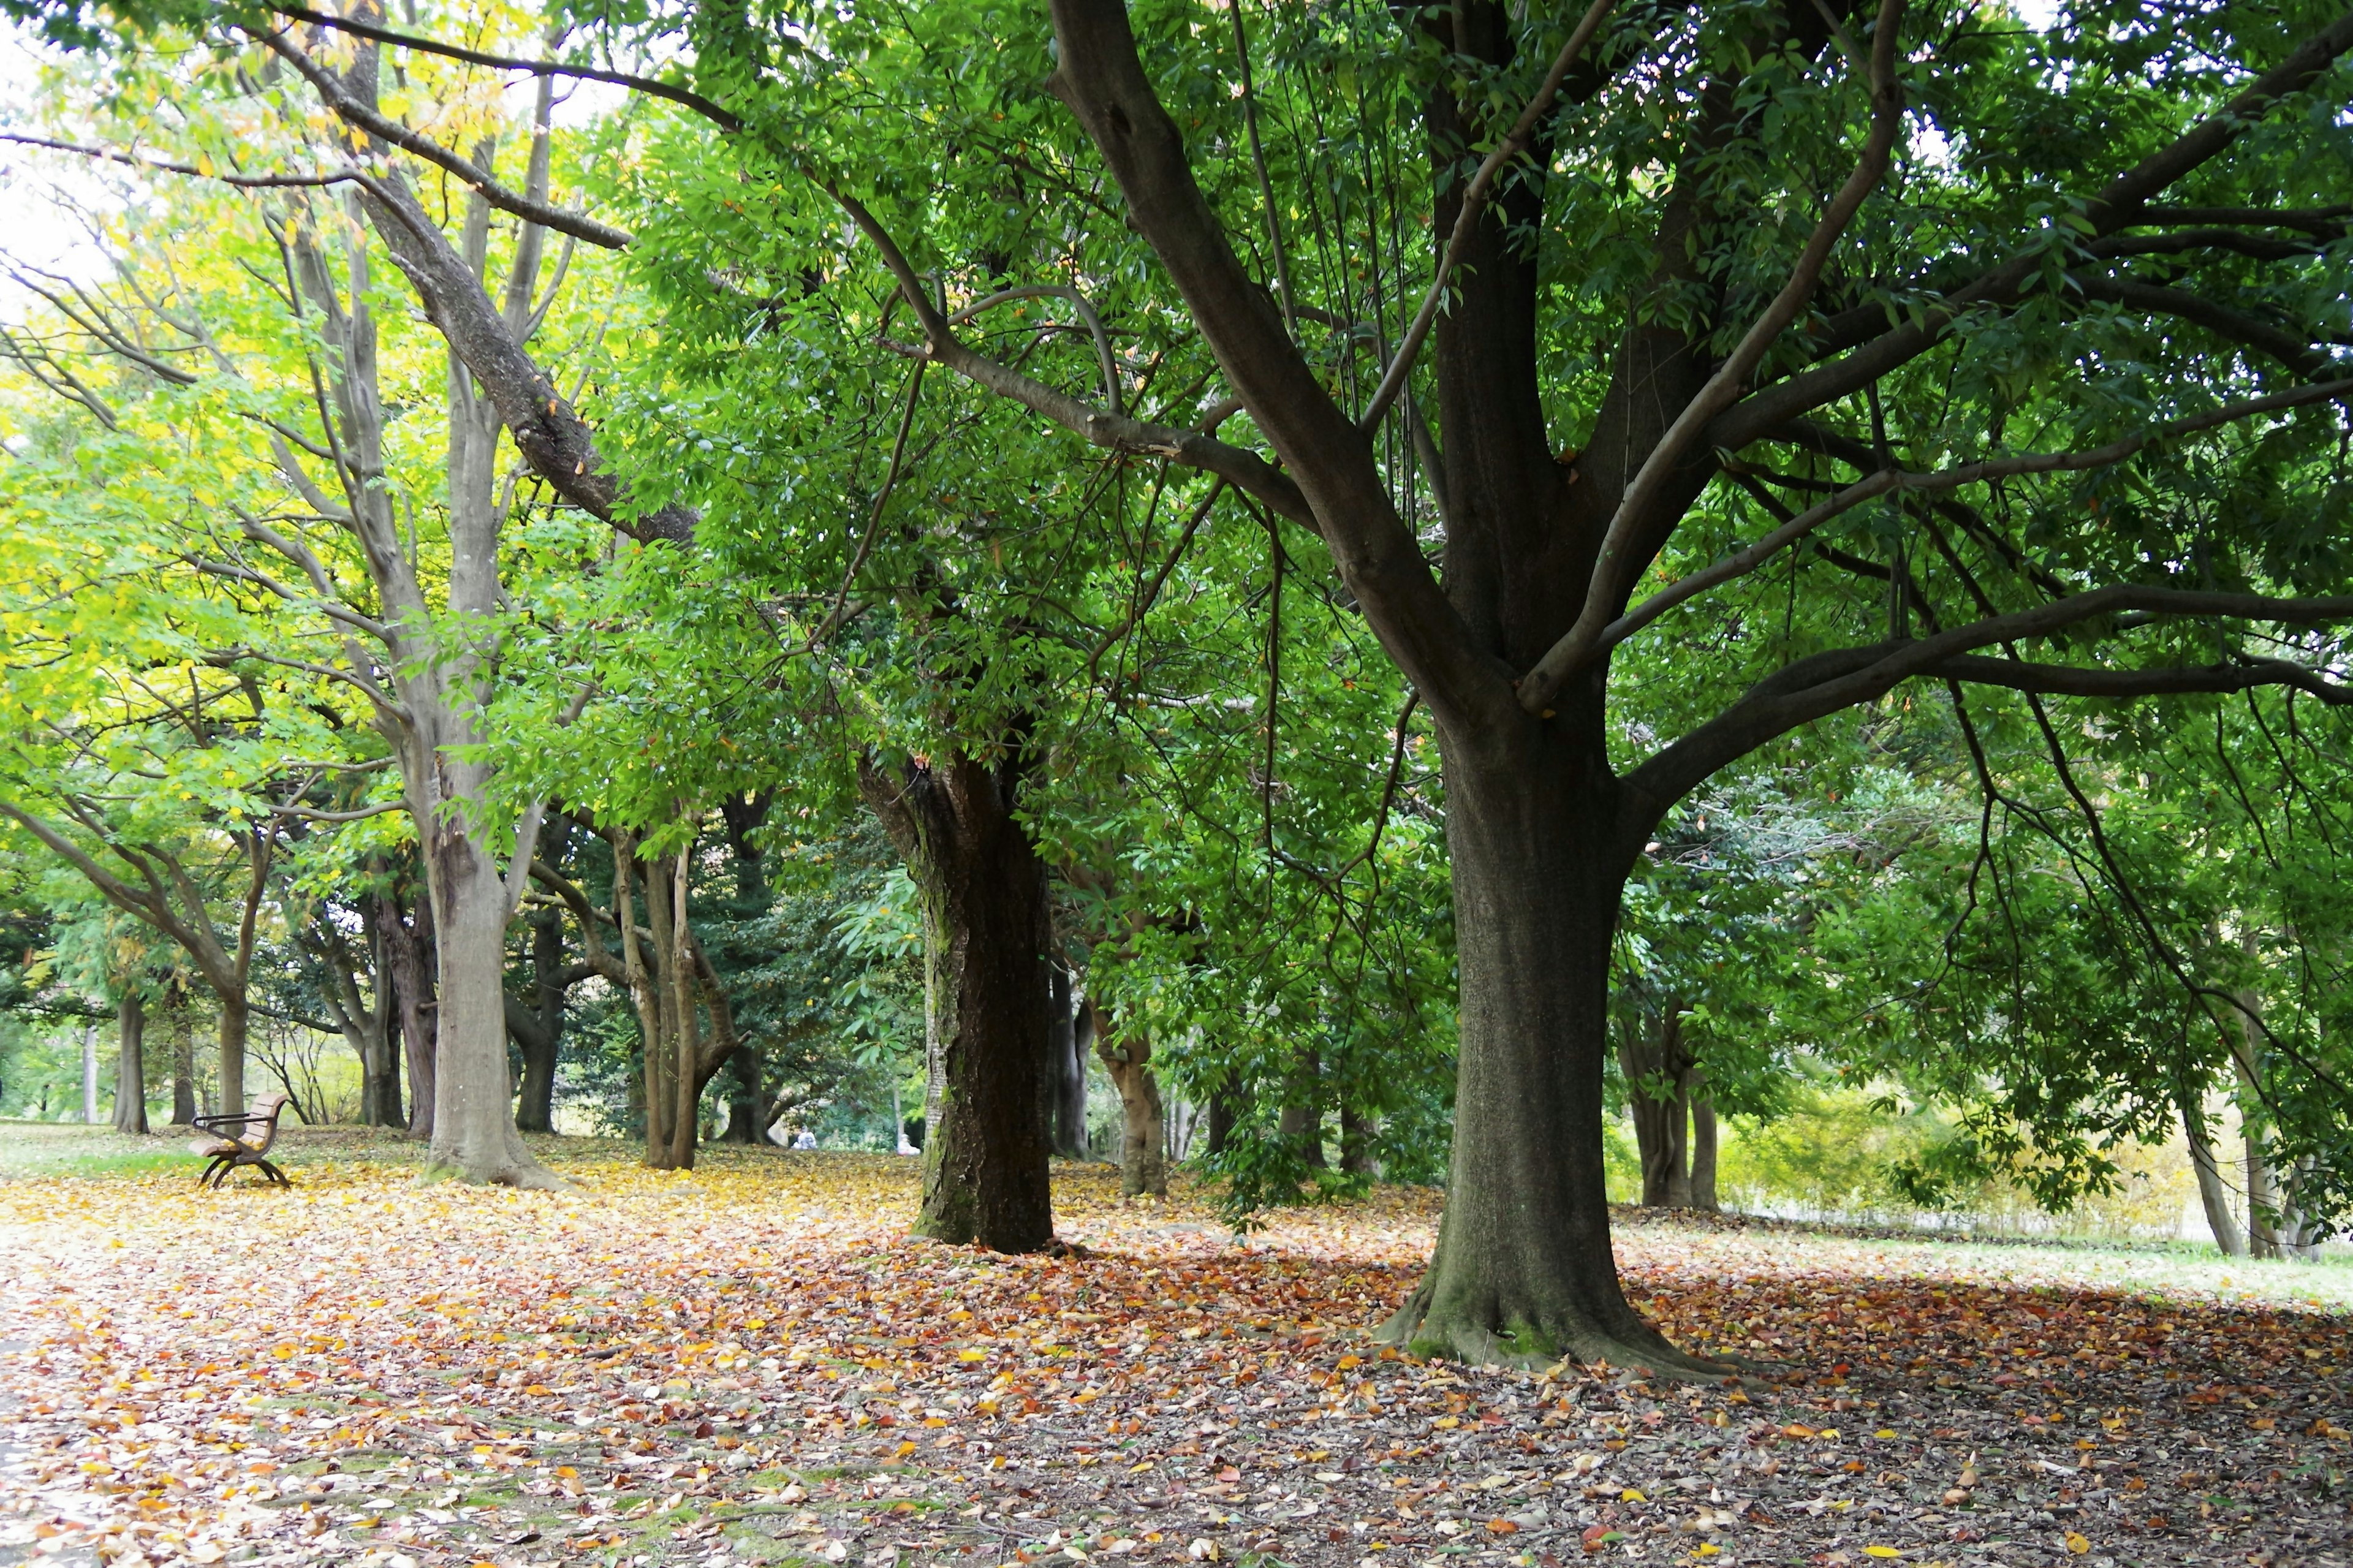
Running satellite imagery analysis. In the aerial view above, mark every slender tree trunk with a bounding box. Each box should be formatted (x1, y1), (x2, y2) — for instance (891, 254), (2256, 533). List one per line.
(668, 846), (700, 1169)
(171, 1001), (197, 1126)
(721, 1045), (763, 1143)
(2226, 980), (2296, 1260)
(81, 1023), (99, 1125)
(1281, 1045), (1327, 1168)
(860, 751), (1055, 1251)
(2181, 1088), (2247, 1256)
(1206, 1086), (1242, 1157)
(381, 890), (438, 1140)
(1379, 749), (1715, 1373)
(1084, 1000), (1165, 1197)
(1339, 1104), (1379, 1178)
(1686, 1078), (1718, 1213)
(113, 994), (147, 1135)
(513, 908), (564, 1134)
(1047, 966), (1089, 1159)
(1619, 1006), (1689, 1207)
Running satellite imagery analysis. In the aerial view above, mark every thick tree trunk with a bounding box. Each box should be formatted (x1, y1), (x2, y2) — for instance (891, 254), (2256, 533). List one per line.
(1379, 750), (1718, 1374)
(422, 830), (553, 1187)
(113, 993), (146, 1135)
(1047, 967), (1090, 1159)
(1083, 1000), (1165, 1197)
(860, 751), (1055, 1252)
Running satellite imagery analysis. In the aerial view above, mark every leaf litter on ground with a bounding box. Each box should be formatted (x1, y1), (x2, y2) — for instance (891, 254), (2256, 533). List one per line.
(0, 1134), (2346, 1568)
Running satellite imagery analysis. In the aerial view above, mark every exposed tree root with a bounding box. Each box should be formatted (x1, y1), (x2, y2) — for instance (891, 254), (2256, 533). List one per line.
(1375, 1285), (1760, 1386)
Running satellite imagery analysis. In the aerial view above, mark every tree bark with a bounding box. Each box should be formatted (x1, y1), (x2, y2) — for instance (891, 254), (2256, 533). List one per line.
(1686, 1079), (1719, 1213)
(1339, 1104), (1379, 1178)
(513, 907), (564, 1134)
(1205, 1086), (1241, 1157)
(1281, 1045), (1327, 1168)
(380, 887), (438, 1140)
(217, 994), (248, 1116)
(1377, 748), (1719, 1373)
(1619, 1004), (1691, 1207)
(422, 823), (548, 1186)
(1083, 998), (1165, 1197)
(2180, 1087), (2247, 1256)
(113, 993), (147, 1135)
(860, 750), (1055, 1251)
(1047, 966), (1089, 1159)
(170, 994), (197, 1126)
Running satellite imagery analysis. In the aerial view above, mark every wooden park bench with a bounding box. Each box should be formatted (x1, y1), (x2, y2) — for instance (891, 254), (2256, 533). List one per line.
(188, 1093), (294, 1189)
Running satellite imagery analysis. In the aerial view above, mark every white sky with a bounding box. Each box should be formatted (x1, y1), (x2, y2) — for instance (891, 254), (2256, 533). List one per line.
(0, 30), (123, 313)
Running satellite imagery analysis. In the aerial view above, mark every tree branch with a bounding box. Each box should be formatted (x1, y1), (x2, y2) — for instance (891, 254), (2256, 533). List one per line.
(1624, 588), (2353, 829)
(1711, 7), (2353, 449)
(1357, 0), (1620, 431)
(1583, 376), (2353, 670)
(258, 34), (634, 249)
(1525, 0), (1906, 715)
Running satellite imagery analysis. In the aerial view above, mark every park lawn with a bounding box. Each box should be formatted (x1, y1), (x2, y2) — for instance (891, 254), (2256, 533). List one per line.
(0, 1132), (2344, 1568)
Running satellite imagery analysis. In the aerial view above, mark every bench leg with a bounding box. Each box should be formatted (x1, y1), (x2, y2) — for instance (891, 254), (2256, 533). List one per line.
(197, 1156), (229, 1189)
(256, 1159), (291, 1189)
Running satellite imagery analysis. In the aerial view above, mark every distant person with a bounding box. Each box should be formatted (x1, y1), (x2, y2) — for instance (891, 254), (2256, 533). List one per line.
(792, 1127), (818, 1150)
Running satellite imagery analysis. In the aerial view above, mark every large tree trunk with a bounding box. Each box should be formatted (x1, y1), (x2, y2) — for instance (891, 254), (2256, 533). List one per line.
(860, 751), (1055, 1252)
(421, 825), (551, 1187)
(1377, 751), (1719, 1374)
(1047, 966), (1089, 1160)
(1083, 999), (1165, 1197)
(113, 993), (146, 1135)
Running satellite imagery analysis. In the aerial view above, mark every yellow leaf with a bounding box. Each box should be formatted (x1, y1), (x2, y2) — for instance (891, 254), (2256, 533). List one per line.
(1873, 1428), (1897, 1439)
(1864, 1549), (1900, 1559)
(1620, 1488), (1646, 1502)
(2065, 1532), (2091, 1555)
(1432, 1416), (1460, 1430)
(958, 1349), (988, 1362)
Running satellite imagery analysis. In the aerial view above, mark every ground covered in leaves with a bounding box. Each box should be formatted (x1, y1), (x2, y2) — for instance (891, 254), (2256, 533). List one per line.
(1, 1130), (2347, 1568)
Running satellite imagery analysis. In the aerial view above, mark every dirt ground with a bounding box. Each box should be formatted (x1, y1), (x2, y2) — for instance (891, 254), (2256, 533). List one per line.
(0, 1129), (2346, 1568)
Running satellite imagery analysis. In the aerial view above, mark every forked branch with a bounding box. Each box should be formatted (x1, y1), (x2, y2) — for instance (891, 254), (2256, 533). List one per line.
(1522, 0), (1907, 714)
